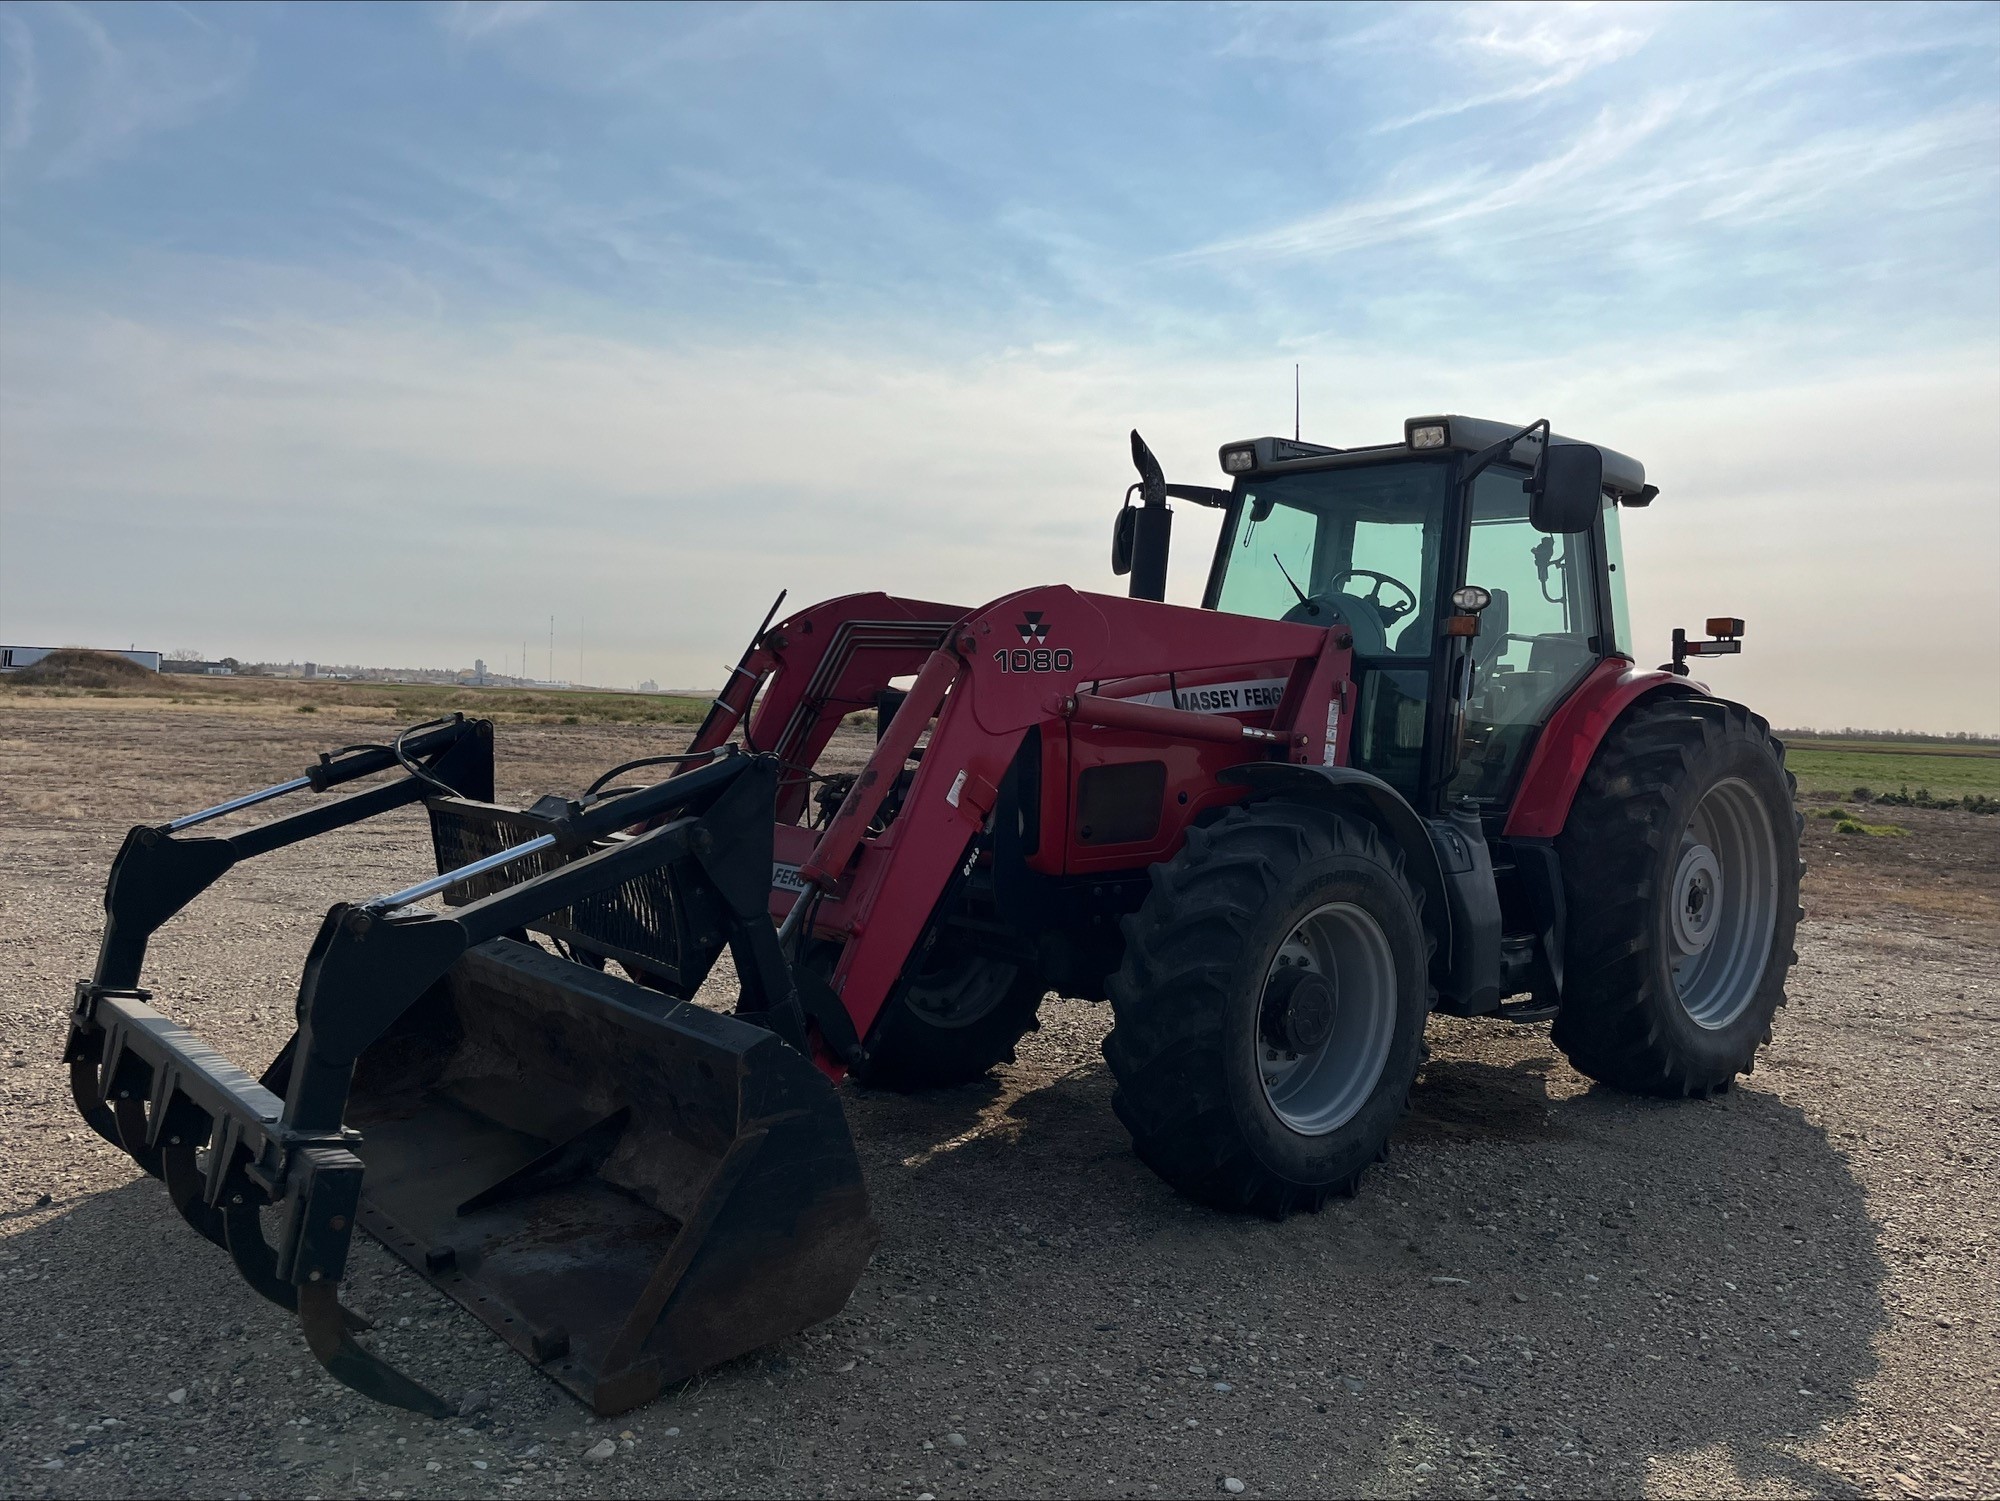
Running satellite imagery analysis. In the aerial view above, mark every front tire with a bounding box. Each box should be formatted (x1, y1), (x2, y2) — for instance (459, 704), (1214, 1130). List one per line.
(1552, 695), (1803, 1095)
(848, 933), (1046, 1091)
(1104, 801), (1429, 1217)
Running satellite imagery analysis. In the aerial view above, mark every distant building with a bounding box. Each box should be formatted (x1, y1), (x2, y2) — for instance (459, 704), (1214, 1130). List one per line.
(1, 645), (161, 673)
(160, 659), (236, 676)
(638, 679), (660, 693)
(304, 662), (318, 679)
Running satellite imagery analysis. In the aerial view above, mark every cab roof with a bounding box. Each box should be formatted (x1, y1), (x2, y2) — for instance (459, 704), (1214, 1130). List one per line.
(1219, 415), (1651, 504)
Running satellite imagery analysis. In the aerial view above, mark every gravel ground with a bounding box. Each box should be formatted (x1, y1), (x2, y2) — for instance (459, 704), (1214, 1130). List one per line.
(1, 704), (1996, 1499)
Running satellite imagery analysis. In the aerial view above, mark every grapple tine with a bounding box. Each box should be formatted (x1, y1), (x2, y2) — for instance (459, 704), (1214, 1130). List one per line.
(160, 1141), (229, 1251)
(99, 1012), (167, 1178)
(68, 1057), (121, 1148)
(220, 1184), (311, 1315)
(158, 1128), (229, 1256)
(110, 1098), (165, 1180)
(212, 1186), (370, 1331)
(299, 1283), (451, 1419)
(154, 1093), (228, 1249)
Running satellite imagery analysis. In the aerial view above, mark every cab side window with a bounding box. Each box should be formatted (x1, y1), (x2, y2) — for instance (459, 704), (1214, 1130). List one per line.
(1450, 468), (1602, 803)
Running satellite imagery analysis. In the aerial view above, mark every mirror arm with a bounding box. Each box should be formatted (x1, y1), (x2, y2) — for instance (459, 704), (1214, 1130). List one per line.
(1163, 483), (1232, 509)
(1460, 418), (1550, 488)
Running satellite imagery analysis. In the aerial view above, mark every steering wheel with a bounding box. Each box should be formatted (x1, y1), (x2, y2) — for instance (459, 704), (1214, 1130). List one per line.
(1326, 568), (1418, 626)
(1281, 588), (1389, 654)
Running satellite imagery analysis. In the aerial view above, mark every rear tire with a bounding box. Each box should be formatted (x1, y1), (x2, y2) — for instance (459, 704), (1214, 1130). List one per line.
(1104, 801), (1429, 1217)
(848, 934), (1046, 1091)
(1552, 695), (1803, 1095)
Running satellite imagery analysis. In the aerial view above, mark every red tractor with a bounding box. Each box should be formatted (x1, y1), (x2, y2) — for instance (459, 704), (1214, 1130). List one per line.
(66, 413), (1801, 1416)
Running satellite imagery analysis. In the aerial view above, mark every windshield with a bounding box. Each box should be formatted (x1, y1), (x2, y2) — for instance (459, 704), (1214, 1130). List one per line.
(1212, 461), (1449, 656)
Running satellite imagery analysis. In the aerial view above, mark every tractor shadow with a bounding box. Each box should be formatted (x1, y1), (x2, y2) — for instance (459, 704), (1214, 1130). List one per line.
(7, 1018), (1886, 1499)
(851, 1007), (1887, 1499)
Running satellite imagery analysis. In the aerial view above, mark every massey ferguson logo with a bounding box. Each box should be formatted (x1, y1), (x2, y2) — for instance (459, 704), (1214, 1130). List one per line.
(994, 610), (1072, 673)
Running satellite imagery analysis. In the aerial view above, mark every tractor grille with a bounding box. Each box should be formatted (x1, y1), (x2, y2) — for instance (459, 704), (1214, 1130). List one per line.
(427, 803), (721, 991)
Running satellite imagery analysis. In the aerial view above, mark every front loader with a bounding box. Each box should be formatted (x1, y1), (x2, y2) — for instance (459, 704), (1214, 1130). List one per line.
(66, 413), (1800, 1414)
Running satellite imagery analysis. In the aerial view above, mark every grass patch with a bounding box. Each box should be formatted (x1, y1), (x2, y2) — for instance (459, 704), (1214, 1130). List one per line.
(1834, 817), (1908, 837)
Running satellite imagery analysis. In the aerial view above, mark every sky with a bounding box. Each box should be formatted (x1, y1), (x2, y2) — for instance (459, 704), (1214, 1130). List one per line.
(1, 0), (1996, 731)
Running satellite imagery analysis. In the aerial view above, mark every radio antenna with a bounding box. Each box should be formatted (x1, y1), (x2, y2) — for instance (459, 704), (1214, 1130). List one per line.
(1294, 363), (1300, 441)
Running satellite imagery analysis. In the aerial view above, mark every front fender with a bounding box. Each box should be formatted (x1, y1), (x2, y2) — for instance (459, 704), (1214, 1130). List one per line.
(1216, 762), (1452, 984)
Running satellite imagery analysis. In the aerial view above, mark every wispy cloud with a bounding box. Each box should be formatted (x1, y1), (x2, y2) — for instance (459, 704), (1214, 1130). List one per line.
(440, 1), (555, 45)
(436, 0), (816, 92)
(1378, 2), (1654, 131)
(1177, 73), (2000, 271)
(1218, 0), (1654, 131)
(0, 2), (252, 182)
(0, 9), (35, 156)
(1179, 90), (1689, 263)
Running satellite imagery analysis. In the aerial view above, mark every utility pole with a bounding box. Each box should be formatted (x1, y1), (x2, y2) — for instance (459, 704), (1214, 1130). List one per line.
(1294, 363), (1300, 441)
(548, 616), (554, 686)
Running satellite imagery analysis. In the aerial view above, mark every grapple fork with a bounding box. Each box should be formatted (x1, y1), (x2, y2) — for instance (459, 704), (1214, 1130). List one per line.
(63, 722), (877, 1416)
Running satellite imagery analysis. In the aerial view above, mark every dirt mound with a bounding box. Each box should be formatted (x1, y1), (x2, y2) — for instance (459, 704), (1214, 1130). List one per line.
(8, 649), (158, 689)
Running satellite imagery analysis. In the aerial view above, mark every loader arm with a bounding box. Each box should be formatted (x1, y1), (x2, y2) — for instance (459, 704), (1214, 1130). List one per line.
(685, 591), (970, 824)
(790, 586), (1347, 1054)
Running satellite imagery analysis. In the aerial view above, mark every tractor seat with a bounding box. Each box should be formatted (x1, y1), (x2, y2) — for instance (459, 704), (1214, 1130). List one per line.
(1527, 632), (1592, 680)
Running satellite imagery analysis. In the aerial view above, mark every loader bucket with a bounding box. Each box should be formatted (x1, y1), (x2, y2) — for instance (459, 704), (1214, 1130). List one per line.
(63, 735), (879, 1418)
(344, 937), (877, 1414)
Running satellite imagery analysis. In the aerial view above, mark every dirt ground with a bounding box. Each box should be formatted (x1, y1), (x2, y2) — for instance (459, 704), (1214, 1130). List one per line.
(1, 704), (1995, 1500)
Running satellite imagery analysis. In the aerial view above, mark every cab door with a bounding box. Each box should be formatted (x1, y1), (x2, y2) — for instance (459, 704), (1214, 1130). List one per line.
(1449, 466), (1611, 805)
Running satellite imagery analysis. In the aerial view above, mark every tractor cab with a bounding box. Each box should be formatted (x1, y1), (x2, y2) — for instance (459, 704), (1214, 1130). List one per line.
(1165, 417), (1652, 819)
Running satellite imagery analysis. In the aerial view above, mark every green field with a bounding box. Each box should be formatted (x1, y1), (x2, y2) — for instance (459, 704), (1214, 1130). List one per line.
(0, 667), (711, 727)
(1783, 740), (2000, 801)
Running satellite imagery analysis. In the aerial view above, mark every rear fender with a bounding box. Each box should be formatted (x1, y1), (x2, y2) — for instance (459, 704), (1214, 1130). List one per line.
(1503, 661), (1695, 838)
(1216, 762), (1454, 993)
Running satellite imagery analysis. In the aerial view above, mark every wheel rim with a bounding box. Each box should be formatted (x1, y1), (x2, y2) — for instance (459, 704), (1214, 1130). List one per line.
(903, 944), (1018, 1030)
(1255, 902), (1397, 1136)
(1669, 776), (1780, 1029)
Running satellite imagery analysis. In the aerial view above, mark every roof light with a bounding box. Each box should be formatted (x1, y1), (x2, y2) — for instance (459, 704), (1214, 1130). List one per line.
(1451, 585), (1492, 613)
(1220, 445), (1256, 474)
(1409, 423), (1447, 450)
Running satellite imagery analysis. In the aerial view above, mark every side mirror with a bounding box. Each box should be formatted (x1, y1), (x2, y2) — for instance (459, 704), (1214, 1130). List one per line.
(1528, 443), (1602, 533)
(1111, 506), (1136, 576)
